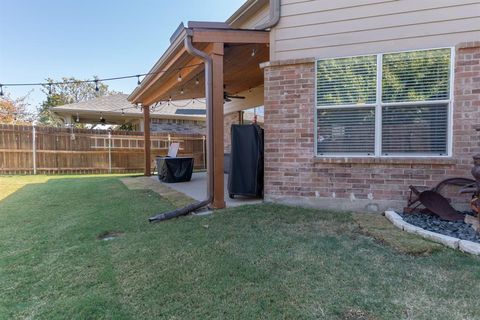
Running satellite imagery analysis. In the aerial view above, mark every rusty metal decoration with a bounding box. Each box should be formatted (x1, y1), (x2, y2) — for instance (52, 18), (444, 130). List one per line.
(406, 178), (475, 210)
(418, 190), (465, 221)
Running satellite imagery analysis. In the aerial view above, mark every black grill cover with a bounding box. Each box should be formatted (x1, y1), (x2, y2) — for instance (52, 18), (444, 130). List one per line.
(228, 124), (264, 198)
(156, 157), (194, 183)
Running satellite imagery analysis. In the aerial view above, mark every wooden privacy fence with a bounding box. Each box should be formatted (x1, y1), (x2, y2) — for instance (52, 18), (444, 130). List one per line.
(0, 124), (206, 174)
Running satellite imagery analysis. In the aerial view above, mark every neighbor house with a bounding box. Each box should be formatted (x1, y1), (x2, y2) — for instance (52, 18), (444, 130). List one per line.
(51, 93), (263, 136)
(128, 0), (480, 211)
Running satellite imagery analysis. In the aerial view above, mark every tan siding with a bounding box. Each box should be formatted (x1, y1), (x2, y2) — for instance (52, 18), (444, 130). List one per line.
(272, 0), (480, 60)
(231, 4), (270, 29)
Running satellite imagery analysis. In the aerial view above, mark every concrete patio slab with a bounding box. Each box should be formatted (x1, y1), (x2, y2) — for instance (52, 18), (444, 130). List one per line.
(151, 172), (262, 207)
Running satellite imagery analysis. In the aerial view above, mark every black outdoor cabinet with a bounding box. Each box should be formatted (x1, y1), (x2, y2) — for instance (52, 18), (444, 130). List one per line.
(156, 156), (194, 183)
(227, 124), (264, 198)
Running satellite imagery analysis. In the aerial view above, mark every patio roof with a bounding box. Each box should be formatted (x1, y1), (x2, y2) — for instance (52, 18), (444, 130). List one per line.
(128, 21), (270, 209)
(128, 22), (269, 106)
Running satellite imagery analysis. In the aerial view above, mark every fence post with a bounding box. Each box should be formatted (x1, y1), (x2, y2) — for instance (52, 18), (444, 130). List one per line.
(202, 135), (206, 170)
(32, 124), (37, 175)
(108, 131), (112, 174)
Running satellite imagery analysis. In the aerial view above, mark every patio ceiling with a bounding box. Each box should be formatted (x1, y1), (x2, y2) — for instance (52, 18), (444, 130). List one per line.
(128, 24), (269, 106)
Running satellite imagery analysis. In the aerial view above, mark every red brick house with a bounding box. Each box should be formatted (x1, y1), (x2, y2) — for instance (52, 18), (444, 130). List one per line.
(130, 0), (480, 212)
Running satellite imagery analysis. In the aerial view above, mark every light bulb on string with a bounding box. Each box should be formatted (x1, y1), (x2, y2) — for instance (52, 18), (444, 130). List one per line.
(251, 48), (256, 57)
(100, 112), (103, 120)
(94, 80), (99, 92)
(48, 83), (53, 95)
(0, 85), (3, 96)
(180, 88), (184, 95)
(195, 78), (199, 86)
(76, 113), (80, 122)
(137, 75), (141, 85)
(121, 109), (125, 116)
(177, 71), (182, 82)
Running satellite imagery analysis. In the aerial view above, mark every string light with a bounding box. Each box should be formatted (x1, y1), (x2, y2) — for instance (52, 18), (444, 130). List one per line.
(94, 80), (99, 92)
(137, 75), (141, 85)
(0, 61), (204, 91)
(195, 78), (199, 86)
(0, 85), (3, 96)
(48, 83), (53, 95)
(251, 48), (256, 57)
(180, 88), (184, 95)
(177, 71), (182, 82)
(121, 109), (125, 116)
(100, 112), (104, 120)
(76, 113), (80, 122)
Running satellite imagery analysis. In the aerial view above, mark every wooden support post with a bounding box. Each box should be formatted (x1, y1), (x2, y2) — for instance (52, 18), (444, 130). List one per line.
(143, 104), (152, 176)
(211, 43), (225, 209)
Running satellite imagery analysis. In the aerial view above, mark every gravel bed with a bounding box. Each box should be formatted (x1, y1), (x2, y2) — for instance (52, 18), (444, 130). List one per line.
(398, 212), (480, 243)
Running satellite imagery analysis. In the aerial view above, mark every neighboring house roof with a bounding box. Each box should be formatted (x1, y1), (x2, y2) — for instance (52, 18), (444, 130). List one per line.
(51, 94), (207, 123)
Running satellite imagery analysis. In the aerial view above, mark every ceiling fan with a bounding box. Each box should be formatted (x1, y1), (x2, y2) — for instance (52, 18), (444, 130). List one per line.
(224, 92), (245, 102)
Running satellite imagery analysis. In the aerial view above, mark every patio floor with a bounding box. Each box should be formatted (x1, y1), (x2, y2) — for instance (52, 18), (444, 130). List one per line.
(151, 172), (263, 207)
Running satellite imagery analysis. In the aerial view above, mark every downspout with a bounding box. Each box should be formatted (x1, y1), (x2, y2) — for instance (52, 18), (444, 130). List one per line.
(254, 0), (281, 30)
(149, 32), (214, 222)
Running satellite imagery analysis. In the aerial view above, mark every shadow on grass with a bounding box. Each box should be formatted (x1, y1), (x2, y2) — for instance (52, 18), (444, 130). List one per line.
(1, 176), (480, 320)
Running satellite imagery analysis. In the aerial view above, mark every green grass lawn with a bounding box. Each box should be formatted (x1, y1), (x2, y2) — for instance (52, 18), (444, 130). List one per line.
(1, 175), (480, 320)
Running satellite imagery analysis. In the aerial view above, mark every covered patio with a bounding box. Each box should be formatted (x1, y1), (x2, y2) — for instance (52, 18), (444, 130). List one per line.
(151, 172), (262, 207)
(128, 21), (269, 209)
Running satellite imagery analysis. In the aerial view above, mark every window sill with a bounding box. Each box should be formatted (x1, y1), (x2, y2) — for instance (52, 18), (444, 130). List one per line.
(313, 157), (457, 165)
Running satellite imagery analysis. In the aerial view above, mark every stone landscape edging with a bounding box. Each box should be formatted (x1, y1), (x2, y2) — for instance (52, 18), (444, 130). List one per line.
(385, 210), (480, 255)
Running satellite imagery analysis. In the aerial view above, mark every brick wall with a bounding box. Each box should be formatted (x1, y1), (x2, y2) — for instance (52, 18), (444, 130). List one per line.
(262, 43), (480, 212)
(150, 118), (206, 135)
(224, 112), (240, 153)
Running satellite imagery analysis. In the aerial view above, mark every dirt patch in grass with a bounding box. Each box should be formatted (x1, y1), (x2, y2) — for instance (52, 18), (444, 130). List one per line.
(120, 176), (193, 208)
(353, 213), (443, 255)
(97, 231), (124, 241)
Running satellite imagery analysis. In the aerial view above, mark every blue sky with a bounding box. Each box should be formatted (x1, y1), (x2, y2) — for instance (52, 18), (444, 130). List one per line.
(0, 0), (246, 111)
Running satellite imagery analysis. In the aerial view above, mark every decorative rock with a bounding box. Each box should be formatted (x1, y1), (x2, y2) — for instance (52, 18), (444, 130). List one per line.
(384, 211), (480, 255)
(459, 240), (480, 255)
(385, 210), (402, 222)
(399, 212), (480, 243)
(412, 228), (459, 249)
(402, 223), (425, 234)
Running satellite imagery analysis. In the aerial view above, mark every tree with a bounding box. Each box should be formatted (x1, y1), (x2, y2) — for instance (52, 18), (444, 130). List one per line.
(0, 94), (34, 124)
(37, 77), (117, 126)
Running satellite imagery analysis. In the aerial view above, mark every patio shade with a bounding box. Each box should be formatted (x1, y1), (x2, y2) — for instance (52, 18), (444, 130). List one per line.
(128, 22), (270, 209)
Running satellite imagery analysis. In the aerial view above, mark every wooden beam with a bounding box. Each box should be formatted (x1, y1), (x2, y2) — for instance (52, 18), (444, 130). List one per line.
(142, 57), (204, 106)
(133, 46), (189, 104)
(143, 105), (151, 176)
(211, 43), (225, 209)
(193, 29), (269, 44)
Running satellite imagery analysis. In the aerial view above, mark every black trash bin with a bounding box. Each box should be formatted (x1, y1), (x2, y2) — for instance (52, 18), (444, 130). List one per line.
(227, 124), (264, 198)
(156, 156), (194, 183)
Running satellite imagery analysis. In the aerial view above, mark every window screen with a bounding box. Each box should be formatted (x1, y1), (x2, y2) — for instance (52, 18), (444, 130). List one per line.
(382, 49), (451, 103)
(382, 104), (448, 155)
(315, 48), (452, 157)
(316, 56), (377, 106)
(317, 107), (375, 155)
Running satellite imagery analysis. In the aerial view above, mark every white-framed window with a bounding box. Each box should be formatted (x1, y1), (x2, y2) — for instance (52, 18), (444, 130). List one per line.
(315, 48), (453, 157)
